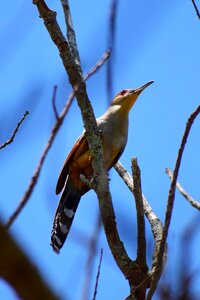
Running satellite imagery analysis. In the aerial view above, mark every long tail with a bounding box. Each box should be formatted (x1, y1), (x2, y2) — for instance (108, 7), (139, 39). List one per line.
(51, 176), (82, 254)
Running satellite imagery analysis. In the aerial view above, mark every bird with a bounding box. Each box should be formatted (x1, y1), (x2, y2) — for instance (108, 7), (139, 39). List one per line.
(51, 80), (154, 253)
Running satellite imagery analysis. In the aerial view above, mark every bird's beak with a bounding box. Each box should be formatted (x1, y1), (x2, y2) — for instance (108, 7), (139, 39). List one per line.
(129, 80), (154, 95)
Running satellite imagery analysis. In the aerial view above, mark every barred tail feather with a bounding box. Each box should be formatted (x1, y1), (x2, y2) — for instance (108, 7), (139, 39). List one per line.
(51, 178), (81, 254)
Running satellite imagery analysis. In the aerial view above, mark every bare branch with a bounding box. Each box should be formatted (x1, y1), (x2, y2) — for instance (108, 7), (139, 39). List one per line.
(92, 249), (103, 300)
(0, 221), (59, 300)
(83, 50), (111, 81)
(33, 0), (139, 291)
(147, 104), (200, 299)
(191, 0), (200, 19)
(131, 158), (146, 269)
(114, 161), (165, 298)
(114, 161), (163, 242)
(52, 85), (59, 120)
(0, 111), (29, 150)
(131, 158), (148, 299)
(82, 213), (102, 300)
(5, 51), (110, 229)
(166, 167), (200, 210)
(60, 0), (82, 70)
(107, 0), (118, 103)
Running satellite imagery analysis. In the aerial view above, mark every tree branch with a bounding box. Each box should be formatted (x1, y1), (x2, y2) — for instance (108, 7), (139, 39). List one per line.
(114, 161), (163, 244)
(92, 249), (103, 300)
(166, 167), (200, 210)
(51, 85), (59, 120)
(0, 111), (29, 150)
(147, 104), (200, 299)
(0, 221), (59, 300)
(107, 0), (118, 102)
(191, 0), (200, 19)
(114, 161), (164, 298)
(131, 158), (146, 267)
(60, 0), (81, 71)
(82, 212), (102, 300)
(33, 0), (137, 285)
(129, 158), (148, 299)
(5, 50), (110, 229)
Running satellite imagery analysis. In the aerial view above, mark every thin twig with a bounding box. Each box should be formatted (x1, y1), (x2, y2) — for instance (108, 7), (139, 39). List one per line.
(131, 158), (146, 268)
(60, 0), (82, 70)
(82, 213), (102, 300)
(52, 85), (59, 120)
(166, 168), (200, 210)
(191, 0), (200, 19)
(107, 0), (118, 103)
(147, 104), (200, 300)
(92, 249), (103, 300)
(5, 51), (110, 229)
(0, 111), (29, 150)
(83, 50), (111, 82)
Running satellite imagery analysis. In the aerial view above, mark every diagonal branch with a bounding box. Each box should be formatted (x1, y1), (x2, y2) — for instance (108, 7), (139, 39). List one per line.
(0, 221), (59, 300)
(147, 104), (200, 299)
(0, 111), (29, 150)
(166, 168), (200, 210)
(5, 51), (110, 229)
(92, 249), (103, 300)
(191, 0), (200, 19)
(33, 0), (136, 283)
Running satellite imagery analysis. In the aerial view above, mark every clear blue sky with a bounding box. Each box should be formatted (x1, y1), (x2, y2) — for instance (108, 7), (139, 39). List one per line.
(1, 1), (200, 299)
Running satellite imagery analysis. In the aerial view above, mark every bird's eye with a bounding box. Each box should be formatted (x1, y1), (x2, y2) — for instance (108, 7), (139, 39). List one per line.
(119, 90), (127, 96)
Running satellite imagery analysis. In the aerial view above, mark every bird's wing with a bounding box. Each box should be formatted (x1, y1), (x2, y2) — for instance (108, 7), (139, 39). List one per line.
(56, 133), (88, 194)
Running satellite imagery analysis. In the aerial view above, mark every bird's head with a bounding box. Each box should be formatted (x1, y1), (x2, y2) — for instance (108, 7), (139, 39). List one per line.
(111, 80), (154, 112)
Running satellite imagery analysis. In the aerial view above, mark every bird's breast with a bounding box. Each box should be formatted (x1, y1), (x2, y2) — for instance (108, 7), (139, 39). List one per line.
(97, 116), (128, 170)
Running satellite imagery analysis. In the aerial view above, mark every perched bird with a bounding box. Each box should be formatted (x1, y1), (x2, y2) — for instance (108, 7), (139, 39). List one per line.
(51, 81), (154, 253)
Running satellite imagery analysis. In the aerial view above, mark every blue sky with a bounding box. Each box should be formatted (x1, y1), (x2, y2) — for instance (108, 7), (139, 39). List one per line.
(1, 1), (200, 299)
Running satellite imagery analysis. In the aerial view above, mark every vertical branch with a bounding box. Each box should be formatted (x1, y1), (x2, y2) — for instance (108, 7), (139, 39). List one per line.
(114, 161), (165, 297)
(82, 213), (102, 300)
(114, 161), (163, 256)
(147, 104), (200, 299)
(131, 158), (146, 268)
(92, 249), (103, 300)
(107, 0), (118, 103)
(131, 158), (148, 299)
(60, 0), (82, 70)
(52, 85), (59, 120)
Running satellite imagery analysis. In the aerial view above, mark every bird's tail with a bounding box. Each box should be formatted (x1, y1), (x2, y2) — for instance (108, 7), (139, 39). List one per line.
(51, 176), (82, 254)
